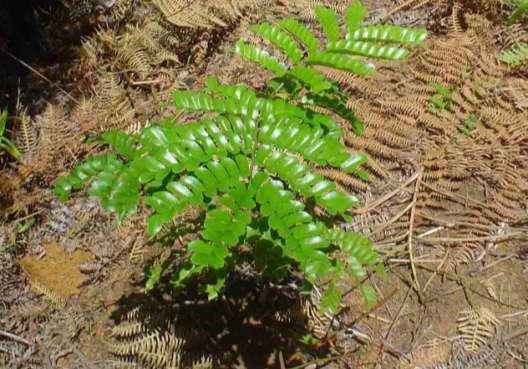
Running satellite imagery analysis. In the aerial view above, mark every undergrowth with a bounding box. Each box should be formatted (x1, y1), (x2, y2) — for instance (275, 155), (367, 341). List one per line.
(54, 0), (427, 313)
(0, 109), (21, 161)
(499, 0), (528, 66)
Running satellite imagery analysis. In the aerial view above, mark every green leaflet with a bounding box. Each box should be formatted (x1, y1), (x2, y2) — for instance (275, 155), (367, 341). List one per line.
(498, 42), (528, 66)
(279, 18), (320, 53)
(101, 131), (138, 159)
(0, 109), (7, 137)
(326, 40), (409, 60)
(234, 41), (287, 76)
(345, 0), (367, 34)
(145, 160), (249, 235)
(290, 66), (333, 93)
(507, 0), (528, 25)
(0, 108), (21, 161)
(188, 240), (230, 270)
(306, 52), (375, 75)
(303, 92), (365, 136)
(203, 208), (251, 246)
(255, 179), (334, 283)
(88, 166), (141, 219)
(145, 264), (163, 293)
(252, 22), (304, 64)
(327, 227), (379, 266)
(256, 146), (358, 215)
(54, 154), (123, 201)
(315, 5), (341, 43)
(319, 283), (342, 315)
(347, 25), (428, 45)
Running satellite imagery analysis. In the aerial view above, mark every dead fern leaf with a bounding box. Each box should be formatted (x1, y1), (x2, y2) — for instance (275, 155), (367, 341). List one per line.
(152, 0), (227, 29)
(108, 308), (214, 369)
(30, 280), (67, 310)
(15, 107), (38, 157)
(457, 307), (500, 353)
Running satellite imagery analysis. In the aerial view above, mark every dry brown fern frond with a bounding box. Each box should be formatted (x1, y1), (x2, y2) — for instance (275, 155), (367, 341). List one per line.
(441, 243), (484, 273)
(450, 1), (464, 34)
(346, 135), (405, 161)
(115, 21), (182, 78)
(400, 339), (451, 369)
(37, 102), (80, 155)
(370, 127), (417, 149)
(30, 280), (67, 309)
(129, 237), (145, 264)
(273, 293), (335, 340)
(457, 307), (500, 353)
(152, 0), (227, 29)
(314, 66), (369, 92)
(377, 100), (423, 118)
(107, 0), (136, 23)
(503, 78), (528, 111)
(109, 308), (214, 369)
(502, 23), (528, 48)
(16, 302), (51, 322)
(285, 0), (348, 21)
(317, 167), (369, 193)
(14, 107), (38, 157)
(88, 74), (136, 132)
(412, 38), (475, 85)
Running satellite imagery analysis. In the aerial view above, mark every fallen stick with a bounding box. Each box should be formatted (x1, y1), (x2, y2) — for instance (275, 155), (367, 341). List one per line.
(0, 329), (31, 346)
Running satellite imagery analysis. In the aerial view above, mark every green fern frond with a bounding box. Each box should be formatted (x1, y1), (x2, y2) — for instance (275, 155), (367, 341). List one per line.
(234, 41), (287, 76)
(326, 40), (409, 60)
(101, 130), (138, 159)
(507, 0), (528, 25)
(54, 154), (123, 201)
(255, 146), (358, 215)
(498, 42), (528, 66)
(255, 179), (334, 283)
(315, 5), (341, 43)
(55, 76), (377, 305)
(290, 66), (332, 93)
(279, 18), (320, 53)
(54, 0), (427, 309)
(252, 23), (304, 64)
(327, 227), (378, 266)
(234, 1), (426, 137)
(345, 0), (367, 34)
(303, 93), (366, 139)
(306, 52), (375, 75)
(347, 25), (428, 45)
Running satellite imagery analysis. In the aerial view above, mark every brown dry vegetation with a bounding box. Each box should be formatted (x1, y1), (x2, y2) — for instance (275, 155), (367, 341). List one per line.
(1, 0), (527, 368)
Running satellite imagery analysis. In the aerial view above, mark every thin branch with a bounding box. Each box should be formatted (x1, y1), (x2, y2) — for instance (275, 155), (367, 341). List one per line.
(420, 181), (489, 208)
(370, 201), (414, 237)
(1, 50), (79, 104)
(420, 232), (526, 244)
(408, 170), (422, 299)
(385, 285), (412, 340)
(0, 330), (32, 346)
(378, 0), (426, 22)
(353, 171), (420, 215)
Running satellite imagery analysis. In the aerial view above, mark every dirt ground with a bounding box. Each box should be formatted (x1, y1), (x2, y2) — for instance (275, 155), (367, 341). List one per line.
(1, 0), (527, 368)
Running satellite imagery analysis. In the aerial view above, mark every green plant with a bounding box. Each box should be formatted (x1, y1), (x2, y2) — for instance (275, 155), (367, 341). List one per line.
(54, 1), (426, 312)
(55, 78), (377, 310)
(507, 0), (528, 25)
(234, 0), (427, 135)
(0, 109), (21, 161)
(498, 42), (528, 66)
(427, 82), (453, 113)
(459, 114), (479, 136)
